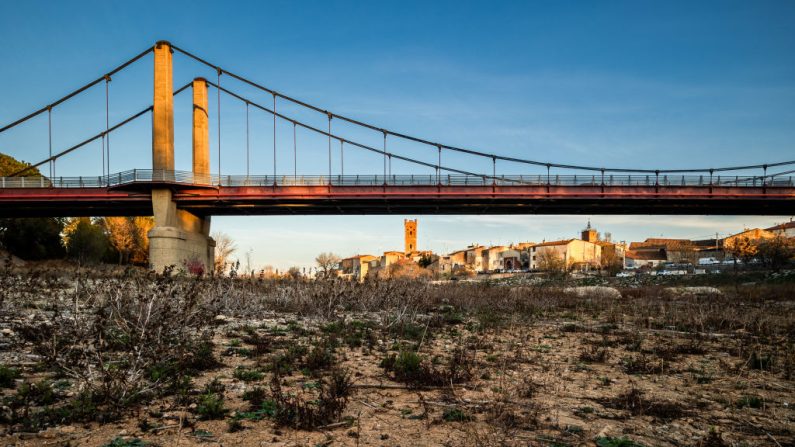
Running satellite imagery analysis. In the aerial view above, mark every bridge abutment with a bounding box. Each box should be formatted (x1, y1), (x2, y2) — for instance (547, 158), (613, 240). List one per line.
(148, 43), (215, 274)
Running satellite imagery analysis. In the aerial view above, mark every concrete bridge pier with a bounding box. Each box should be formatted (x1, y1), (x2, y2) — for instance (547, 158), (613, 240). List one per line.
(147, 41), (215, 274)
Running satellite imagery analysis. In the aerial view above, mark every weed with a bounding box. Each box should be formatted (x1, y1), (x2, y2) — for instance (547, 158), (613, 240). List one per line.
(233, 367), (264, 382)
(621, 354), (667, 375)
(601, 387), (684, 420)
(696, 429), (728, 447)
(747, 351), (774, 371)
(442, 407), (471, 422)
(304, 342), (336, 372)
(234, 400), (277, 421)
(242, 386), (267, 409)
(103, 438), (150, 447)
(736, 395), (764, 409)
(269, 368), (353, 429)
(579, 345), (609, 363)
(227, 417), (244, 432)
(0, 365), (20, 389)
(595, 437), (645, 447)
(196, 392), (226, 420)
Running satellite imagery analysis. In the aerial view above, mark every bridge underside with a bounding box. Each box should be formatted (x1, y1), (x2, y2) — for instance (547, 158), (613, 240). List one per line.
(1, 184), (793, 217)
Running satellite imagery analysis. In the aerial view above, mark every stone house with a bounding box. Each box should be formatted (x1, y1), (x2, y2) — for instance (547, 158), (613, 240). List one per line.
(528, 239), (601, 271)
(766, 220), (795, 238)
(339, 254), (378, 281)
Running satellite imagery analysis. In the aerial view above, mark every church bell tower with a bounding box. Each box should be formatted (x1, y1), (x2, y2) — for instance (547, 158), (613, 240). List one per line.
(404, 219), (417, 254)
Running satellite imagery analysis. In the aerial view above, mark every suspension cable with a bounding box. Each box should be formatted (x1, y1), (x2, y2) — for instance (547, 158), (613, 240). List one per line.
(217, 68), (222, 182)
(0, 46), (153, 134)
(205, 81), (507, 181)
(48, 107), (53, 178)
(383, 132), (387, 180)
(9, 106), (153, 177)
(273, 93), (277, 178)
(105, 75), (111, 178)
(340, 140), (344, 177)
(293, 122), (297, 179)
(10, 81), (192, 177)
(245, 101), (250, 178)
(171, 44), (795, 175)
(327, 113), (332, 180)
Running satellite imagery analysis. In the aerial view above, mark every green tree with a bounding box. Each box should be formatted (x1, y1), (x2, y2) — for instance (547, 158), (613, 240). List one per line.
(0, 217), (66, 260)
(63, 218), (110, 264)
(0, 153), (40, 178)
(0, 153), (66, 260)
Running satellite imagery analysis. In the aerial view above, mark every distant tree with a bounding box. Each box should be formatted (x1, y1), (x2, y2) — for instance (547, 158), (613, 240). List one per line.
(315, 252), (341, 277)
(103, 217), (135, 264)
(537, 250), (567, 275)
(286, 266), (303, 280)
(130, 217), (153, 264)
(757, 236), (795, 272)
(0, 153), (66, 260)
(384, 259), (431, 280)
(212, 231), (237, 275)
(100, 216), (154, 265)
(418, 253), (434, 268)
(62, 217), (110, 263)
(724, 236), (759, 270)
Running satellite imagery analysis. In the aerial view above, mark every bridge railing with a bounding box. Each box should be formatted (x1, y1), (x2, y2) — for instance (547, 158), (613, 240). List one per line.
(1, 170), (793, 188)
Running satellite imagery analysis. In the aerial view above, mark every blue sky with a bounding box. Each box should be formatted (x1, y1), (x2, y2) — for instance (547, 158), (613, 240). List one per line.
(1, 1), (793, 270)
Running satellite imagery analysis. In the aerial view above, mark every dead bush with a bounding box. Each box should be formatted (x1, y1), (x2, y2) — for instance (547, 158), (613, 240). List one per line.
(600, 386), (685, 420)
(12, 273), (216, 419)
(269, 368), (352, 429)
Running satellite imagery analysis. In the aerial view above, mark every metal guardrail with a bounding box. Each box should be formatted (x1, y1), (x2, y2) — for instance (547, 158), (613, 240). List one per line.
(0, 170), (793, 189)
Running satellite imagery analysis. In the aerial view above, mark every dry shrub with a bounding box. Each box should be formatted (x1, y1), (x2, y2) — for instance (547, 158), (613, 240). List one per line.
(381, 346), (474, 388)
(601, 386), (685, 420)
(269, 368), (352, 429)
(12, 273), (216, 420)
(621, 354), (668, 375)
(579, 344), (610, 363)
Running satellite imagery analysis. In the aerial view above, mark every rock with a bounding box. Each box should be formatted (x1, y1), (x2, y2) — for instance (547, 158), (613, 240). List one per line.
(38, 430), (57, 439)
(563, 286), (621, 300)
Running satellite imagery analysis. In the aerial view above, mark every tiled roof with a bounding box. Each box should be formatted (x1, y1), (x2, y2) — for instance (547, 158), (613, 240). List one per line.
(533, 239), (574, 247)
(626, 249), (667, 261)
(766, 221), (795, 231)
(630, 238), (694, 250)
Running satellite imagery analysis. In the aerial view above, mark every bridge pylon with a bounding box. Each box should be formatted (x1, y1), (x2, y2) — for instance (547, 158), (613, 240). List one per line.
(147, 42), (215, 274)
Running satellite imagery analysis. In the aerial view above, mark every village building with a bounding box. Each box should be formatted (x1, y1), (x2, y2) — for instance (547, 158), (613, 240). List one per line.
(528, 239), (601, 271)
(629, 238), (698, 263)
(339, 254), (378, 281)
(624, 249), (667, 269)
(482, 245), (522, 272)
(766, 219), (795, 238)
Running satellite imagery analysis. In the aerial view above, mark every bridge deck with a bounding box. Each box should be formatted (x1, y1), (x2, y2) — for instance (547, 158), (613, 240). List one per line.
(1, 171), (793, 216)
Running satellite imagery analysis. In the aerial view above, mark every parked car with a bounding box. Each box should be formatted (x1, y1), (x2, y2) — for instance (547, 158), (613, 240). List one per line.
(698, 257), (720, 265)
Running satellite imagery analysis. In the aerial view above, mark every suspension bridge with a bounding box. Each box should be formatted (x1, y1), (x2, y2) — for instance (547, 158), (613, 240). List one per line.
(1, 41), (793, 270)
